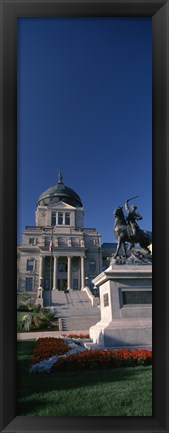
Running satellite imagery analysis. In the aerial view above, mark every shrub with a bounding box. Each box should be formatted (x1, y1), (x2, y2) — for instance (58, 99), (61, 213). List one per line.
(17, 302), (41, 313)
(32, 314), (42, 328)
(38, 310), (55, 322)
(32, 337), (69, 364)
(17, 304), (29, 312)
(31, 310), (57, 330)
(17, 292), (30, 303)
(31, 304), (41, 313)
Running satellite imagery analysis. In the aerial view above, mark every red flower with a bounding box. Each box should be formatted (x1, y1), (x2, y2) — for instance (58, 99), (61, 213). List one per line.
(31, 337), (152, 371)
(54, 348), (152, 371)
(32, 337), (69, 364)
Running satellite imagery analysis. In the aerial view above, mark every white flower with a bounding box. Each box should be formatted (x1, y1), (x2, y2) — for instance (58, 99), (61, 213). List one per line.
(29, 337), (87, 374)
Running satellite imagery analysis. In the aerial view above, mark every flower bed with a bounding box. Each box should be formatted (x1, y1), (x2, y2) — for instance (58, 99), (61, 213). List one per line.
(54, 348), (152, 371)
(61, 333), (89, 339)
(30, 337), (152, 374)
(32, 337), (69, 364)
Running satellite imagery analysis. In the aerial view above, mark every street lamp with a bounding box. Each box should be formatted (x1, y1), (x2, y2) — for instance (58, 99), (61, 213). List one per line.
(93, 285), (97, 297)
(85, 276), (89, 287)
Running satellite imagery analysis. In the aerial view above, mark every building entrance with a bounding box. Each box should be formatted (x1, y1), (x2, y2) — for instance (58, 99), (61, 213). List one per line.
(57, 279), (67, 291)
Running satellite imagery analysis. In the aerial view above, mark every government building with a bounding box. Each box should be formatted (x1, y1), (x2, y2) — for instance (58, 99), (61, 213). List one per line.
(17, 172), (116, 300)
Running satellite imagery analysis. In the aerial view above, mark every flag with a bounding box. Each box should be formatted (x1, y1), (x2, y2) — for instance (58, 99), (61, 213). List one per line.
(49, 239), (53, 252)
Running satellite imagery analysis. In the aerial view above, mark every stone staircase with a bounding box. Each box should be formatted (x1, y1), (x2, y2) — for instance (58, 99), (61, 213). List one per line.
(43, 289), (100, 331)
(61, 315), (100, 331)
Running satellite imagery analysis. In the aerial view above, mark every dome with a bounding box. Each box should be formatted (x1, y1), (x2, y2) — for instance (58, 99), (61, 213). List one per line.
(37, 171), (83, 208)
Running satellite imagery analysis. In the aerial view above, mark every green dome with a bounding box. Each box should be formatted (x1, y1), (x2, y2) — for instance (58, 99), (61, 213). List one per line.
(37, 172), (83, 208)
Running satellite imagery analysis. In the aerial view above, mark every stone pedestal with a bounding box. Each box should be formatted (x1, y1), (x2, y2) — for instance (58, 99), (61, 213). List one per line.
(90, 252), (152, 348)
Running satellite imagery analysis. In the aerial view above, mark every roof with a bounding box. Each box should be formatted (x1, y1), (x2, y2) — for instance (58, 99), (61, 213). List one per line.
(37, 171), (83, 208)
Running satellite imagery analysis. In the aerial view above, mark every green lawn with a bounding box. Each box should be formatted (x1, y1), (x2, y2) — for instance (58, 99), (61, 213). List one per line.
(17, 340), (152, 416)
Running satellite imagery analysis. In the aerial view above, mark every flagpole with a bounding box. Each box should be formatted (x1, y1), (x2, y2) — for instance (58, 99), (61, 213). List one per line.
(49, 227), (54, 308)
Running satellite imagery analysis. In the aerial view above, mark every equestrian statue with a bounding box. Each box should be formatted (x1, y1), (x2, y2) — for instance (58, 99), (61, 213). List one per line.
(113, 196), (152, 258)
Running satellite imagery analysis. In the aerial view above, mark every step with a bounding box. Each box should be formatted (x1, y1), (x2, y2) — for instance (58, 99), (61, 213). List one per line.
(61, 316), (100, 331)
(44, 288), (101, 331)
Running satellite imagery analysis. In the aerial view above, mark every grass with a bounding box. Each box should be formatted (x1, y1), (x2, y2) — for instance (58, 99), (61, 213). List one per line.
(17, 340), (152, 416)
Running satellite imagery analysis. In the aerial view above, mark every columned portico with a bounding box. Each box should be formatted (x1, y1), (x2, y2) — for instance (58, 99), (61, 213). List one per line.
(53, 256), (58, 290)
(81, 256), (85, 289)
(41, 254), (86, 292)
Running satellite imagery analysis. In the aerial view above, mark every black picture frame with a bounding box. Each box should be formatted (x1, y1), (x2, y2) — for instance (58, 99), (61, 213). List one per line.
(0, 0), (169, 431)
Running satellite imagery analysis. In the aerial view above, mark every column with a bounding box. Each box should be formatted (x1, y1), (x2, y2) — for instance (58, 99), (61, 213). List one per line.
(37, 256), (44, 307)
(53, 256), (58, 290)
(39, 256), (43, 285)
(81, 256), (85, 290)
(67, 256), (72, 290)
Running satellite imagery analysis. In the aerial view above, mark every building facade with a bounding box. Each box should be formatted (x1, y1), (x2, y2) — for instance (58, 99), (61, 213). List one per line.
(17, 172), (103, 298)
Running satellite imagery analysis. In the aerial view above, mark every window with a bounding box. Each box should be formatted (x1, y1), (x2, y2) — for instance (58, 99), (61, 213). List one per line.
(51, 212), (56, 225)
(45, 238), (50, 247)
(27, 259), (34, 271)
(25, 277), (33, 291)
(58, 212), (63, 225)
(58, 262), (67, 272)
(29, 238), (35, 245)
(90, 261), (96, 272)
(65, 212), (70, 225)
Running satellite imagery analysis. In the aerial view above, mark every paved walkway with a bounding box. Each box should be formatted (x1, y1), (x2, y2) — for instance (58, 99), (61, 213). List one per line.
(17, 330), (152, 350)
(17, 329), (89, 340)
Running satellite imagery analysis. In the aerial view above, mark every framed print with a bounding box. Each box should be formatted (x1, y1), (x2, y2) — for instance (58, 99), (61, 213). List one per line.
(0, 0), (169, 431)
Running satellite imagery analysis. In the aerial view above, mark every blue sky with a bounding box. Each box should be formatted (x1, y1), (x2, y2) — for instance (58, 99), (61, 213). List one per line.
(17, 17), (152, 244)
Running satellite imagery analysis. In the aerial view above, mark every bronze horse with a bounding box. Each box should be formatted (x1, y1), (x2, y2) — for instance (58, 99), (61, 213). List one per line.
(113, 206), (152, 258)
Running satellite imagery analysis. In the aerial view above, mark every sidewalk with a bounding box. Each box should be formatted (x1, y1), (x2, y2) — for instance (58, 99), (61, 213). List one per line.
(17, 331), (152, 350)
(17, 330), (89, 340)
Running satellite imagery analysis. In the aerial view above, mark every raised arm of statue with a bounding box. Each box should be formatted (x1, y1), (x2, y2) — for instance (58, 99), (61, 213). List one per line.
(125, 200), (130, 214)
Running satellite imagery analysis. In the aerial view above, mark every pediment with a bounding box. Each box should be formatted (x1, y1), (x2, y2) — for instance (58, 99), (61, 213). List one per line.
(49, 201), (76, 210)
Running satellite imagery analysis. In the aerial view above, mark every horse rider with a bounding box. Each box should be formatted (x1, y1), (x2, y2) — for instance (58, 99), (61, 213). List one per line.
(125, 199), (143, 248)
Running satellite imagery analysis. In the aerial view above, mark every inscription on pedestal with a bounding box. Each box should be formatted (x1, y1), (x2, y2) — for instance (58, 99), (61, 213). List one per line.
(103, 293), (109, 307)
(122, 290), (152, 305)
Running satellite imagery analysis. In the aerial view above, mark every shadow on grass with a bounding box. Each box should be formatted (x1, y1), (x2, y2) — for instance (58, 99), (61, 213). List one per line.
(17, 340), (152, 416)
(17, 340), (151, 394)
(17, 365), (152, 416)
